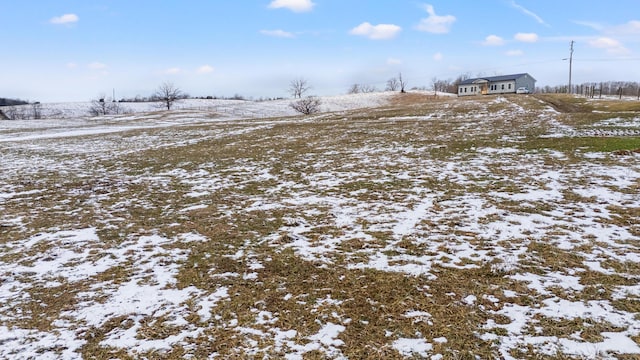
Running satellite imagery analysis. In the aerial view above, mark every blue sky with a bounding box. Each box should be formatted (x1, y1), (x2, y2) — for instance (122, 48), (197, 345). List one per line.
(2, 0), (640, 102)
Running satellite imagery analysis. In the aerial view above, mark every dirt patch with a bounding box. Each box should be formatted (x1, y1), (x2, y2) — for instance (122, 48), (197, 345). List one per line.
(533, 94), (593, 113)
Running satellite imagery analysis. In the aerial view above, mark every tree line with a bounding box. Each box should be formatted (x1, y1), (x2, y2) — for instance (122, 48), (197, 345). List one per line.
(348, 73), (470, 95)
(536, 81), (640, 97)
(0, 97), (29, 106)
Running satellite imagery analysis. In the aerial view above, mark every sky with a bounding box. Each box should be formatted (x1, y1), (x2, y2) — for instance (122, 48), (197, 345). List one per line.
(2, 0), (640, 102)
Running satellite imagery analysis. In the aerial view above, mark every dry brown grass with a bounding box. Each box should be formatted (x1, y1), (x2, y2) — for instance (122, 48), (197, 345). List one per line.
(1, 93), (639, 359)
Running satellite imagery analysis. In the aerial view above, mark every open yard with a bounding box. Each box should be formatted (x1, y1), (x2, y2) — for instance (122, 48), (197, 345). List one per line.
(1, 93), (639, 359)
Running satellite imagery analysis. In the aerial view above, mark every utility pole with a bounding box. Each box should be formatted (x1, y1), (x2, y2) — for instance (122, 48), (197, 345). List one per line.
(568, 40), (574, 94)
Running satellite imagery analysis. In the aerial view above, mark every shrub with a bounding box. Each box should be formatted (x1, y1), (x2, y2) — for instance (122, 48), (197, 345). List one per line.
(290, 96), (322, 115)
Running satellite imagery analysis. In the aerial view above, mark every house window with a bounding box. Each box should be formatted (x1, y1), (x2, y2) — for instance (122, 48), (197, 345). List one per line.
(501, 84), (505, 90)
(508, 84), (512, 89)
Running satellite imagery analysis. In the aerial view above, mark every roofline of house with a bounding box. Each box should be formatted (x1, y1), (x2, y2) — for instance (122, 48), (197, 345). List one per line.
(458, 73), (536, 86)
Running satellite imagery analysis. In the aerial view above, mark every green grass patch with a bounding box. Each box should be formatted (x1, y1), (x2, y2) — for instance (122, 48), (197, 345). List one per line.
(520, 136), (640, 153)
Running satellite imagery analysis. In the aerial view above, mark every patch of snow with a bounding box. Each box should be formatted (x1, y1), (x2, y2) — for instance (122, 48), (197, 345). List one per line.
(393, 338), (433, 357)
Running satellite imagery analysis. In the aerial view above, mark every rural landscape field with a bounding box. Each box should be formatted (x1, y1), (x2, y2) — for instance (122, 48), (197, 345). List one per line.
(1, 92), (639, 359)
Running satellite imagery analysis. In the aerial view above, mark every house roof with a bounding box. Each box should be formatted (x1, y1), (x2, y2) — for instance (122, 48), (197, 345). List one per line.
(459, 73), (535, 85)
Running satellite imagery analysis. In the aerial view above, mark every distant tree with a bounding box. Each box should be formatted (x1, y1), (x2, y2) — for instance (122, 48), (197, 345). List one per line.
(360, 84), (377, 93)
(452, 73), (472, 89)
(431, 77), (455, 93)
(290, 96), (322, 115)
(31, 102), (42, 119)
(153, 82), (183, 110)
(386, 73), (407, 92)
(4, 106), (28, 120)
(289, 78), (311, 99)
(398, 72), (407, 93)
(348, 84), (376, 94)
(88, 95), (122, 116)
(0, 97), (29, 106)
(386, 77), (400, 91)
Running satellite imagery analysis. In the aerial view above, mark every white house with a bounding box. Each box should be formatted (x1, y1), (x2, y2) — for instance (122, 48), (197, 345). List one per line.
(458, 73), (536, 96)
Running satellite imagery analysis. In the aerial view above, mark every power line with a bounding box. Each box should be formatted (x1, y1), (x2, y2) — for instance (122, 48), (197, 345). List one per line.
(573, 57), (640, 62)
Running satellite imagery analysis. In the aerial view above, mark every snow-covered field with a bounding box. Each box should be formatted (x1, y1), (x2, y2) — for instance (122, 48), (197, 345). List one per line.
(0, 92), (639, 359)
(0, 92), (399, 143)
(0, 92), (399, 121)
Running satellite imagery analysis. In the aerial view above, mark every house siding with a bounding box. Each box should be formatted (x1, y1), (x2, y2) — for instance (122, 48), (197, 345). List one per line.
(458, 73), (535, 96)
(458, 85), (482, 96)
(514, 74), (536, 93)
(487, 80), (516, 95)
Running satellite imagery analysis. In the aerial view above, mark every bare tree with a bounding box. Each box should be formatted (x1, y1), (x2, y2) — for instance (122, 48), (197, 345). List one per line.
(88, 95), (122, 116)
(386, 77), (400, 91)
(289, 78), (311, 99)
(431, 77), (439, 92)
(3, 107), (24, 120)
(452, 72), (472, 90)
(348, 84), (377, 94)
(153, 82), (183, 110)
(360, 84), (377, 93)
(398, 72), (407, 93)
(31, 103), (42, 119)
(431, 77), (455, 93)
(290, 96), (322, 115)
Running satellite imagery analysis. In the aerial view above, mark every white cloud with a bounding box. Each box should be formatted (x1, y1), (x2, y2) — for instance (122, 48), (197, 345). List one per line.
(482, 35), (505, 46)
(573, 20), (605, 32)
(50, 13), (79, 25)
(164, 67), (182, 75)
(589, 37), (630, 55)
(433, 52), (443, 61)
(197, 65), (215, 74)
(415, 4), (456, 34)
(268, 0), (315, 13)
(510, 1), (549, 27)
(66, 62), (78, 69)
(514, 32), (539, 43)
(574, 20), (640, 36)
(260, 29), (295, 38)
(88, 62), (107, 70)
(506, 50), (524, 56)
(350, 22), (402, 40)
(387, 58), (403, 65)
(612, 20), (640, 35)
